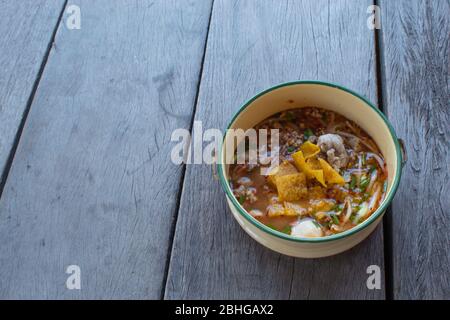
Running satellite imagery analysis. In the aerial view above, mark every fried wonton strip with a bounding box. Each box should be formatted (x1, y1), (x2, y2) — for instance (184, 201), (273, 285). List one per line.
(292, 150), (327, 187)
(267, 161), (298, 187)
(267, 201), (306, 217)
(284, 201), (307, 216)
(275, 172), (307, 201)
(292, 150), (311, 177)
(318, 158), (345, 185)
(300, 141), (320, 159)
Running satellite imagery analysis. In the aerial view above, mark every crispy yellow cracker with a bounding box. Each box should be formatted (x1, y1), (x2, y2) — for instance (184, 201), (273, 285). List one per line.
(275, 173), (307, 202)
(306, 158), (327, 187)
(267, 161), (298, 187)
(284, 201), (307, 216)
(292, 150), (327, 187)
(300, 141), (320, 159)
(318, 158), (345, 185)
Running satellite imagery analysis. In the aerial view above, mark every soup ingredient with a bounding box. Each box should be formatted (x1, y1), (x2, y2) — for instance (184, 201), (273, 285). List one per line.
(342, 199), (353, 223)
(353, 202), (369, 224)
(234, 185), (257, 204)
(249, 209), (264, 217)
(267, 161), (298, 186)
(292, 150), (326, 187)
(291, 142), (345, 187)
(318, 158), (345, 185)
(304, 128), (314, 139)
(317, 134), (349, 170)
(300, 141), (320, 158)
(274, 173), (307, 201)
(291, 218), (323, 238)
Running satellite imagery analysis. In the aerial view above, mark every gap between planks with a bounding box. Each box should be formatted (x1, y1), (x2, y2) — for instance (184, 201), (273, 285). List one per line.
(373, 0), (393, 301)
(0, 0), (69, 201)
(160, 0), (216, 300)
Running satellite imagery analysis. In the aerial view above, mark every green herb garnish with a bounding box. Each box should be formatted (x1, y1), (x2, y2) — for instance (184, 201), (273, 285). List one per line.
(281, 225), (292, 234)
(361, 153), (366, 166)
(287, 146), (296, 153)
(332, 204), (343, 212)
(349, 175), (356, 189)
(238, 194), (246, 204)
(331, 214), (340, 225)
(369, 165), (377, 174)
(360, 176), (370, 190)
(267, 224), (278, 231)
(304, 128), (314, 139)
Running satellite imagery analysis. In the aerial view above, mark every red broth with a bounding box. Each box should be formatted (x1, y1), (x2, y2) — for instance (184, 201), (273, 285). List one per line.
(229, 107), (387, 238)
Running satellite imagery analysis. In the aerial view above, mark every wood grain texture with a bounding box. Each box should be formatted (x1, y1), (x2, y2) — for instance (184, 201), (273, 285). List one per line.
(165, 0), (385, 299)
(379, 0), (450, 299)
(0, 0), (66, 185)
(0, 0), (212, 299)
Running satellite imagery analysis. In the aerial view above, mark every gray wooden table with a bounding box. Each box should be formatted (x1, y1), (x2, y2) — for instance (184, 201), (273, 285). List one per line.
(0, 0), (448, 299)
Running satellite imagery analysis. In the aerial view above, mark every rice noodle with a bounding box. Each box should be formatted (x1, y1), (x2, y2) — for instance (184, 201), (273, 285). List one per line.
(368, 183), (381, 211)
(367, 169), (378, 194)
(356, 154), (362, 187)
(345, 121), (360, 135)
(366, 152), (386, 174)
(354, 202), (369, 224)
(342, 199), (353, 223)
(347, 168), (366, 174)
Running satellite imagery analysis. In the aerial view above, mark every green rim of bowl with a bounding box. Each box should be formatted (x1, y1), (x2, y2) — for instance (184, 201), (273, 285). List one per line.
(217, 80), (403, 243)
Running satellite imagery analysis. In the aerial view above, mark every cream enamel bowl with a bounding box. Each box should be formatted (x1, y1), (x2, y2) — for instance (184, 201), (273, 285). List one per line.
(218, 81), (404, 258)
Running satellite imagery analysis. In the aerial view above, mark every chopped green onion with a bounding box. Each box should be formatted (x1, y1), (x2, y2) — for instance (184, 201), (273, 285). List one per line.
(331, 214), (340, 225)
(238, 194), (246, 204)
(304, 128), (314, 139)
(267, 224), (278, 231)
(332, 204), (343, 212)
(287, 146), (296, 153)
(360, 176), (370, 190)
(369, 165), (377, 174)
(349, 175), (356, 189)
(362, 153), (366, 166)
(281, 225), (292, 234)
(353, 202), (369, 224)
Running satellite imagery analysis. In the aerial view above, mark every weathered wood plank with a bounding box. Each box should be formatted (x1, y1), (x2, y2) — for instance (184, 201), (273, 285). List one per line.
(379, 0), (450, 299)
(165, 0), (385, 299)
(0, 0), (66, 187)
(0, 0), (212, 299)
